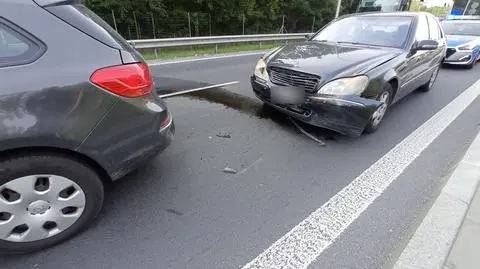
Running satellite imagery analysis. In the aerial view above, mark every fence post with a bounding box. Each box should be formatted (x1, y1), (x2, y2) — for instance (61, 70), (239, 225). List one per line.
(335, 0), (342, 18)
(188, 12), (192, 37)
(279, 15), (287, 34)
(151, 13), (158, 58)
(133, 12), (140, 39)
(242, 15), (245, 35)
(311, 16), (316, 33)
(196, 14), (199, 36)
(209, 13), (212, 36)
(111, 10), (118, 32)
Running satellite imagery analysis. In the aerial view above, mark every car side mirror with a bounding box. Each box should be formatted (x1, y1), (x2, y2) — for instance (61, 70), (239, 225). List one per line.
(413, 40), (439, 51)
(305, 34), (313, 40)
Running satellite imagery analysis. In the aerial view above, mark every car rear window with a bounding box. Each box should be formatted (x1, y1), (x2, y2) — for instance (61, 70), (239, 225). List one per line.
(0, 18), (46, 68)
(44, 4), (134, 52)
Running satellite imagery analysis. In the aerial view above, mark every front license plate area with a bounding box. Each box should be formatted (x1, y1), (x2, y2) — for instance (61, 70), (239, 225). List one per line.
(270, 86), (305, 105)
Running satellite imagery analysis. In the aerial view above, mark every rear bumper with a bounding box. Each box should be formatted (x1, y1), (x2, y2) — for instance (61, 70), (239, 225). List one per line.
(77, 96), (175, 181)
(251, 77), (380, 137)
(110, 119), (175, 180)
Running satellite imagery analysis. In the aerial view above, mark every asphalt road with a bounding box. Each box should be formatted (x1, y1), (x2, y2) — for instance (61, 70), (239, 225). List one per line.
(2, 55), (480, 269)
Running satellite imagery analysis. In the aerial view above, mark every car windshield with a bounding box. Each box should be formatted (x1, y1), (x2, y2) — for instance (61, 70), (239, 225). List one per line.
(312, 16), (413, 48)
(441, 21), (480, 36)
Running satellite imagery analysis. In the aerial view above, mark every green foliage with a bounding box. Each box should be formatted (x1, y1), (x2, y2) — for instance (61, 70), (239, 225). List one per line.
(85, 0), (348, 39)
(409, 0), (452, 16)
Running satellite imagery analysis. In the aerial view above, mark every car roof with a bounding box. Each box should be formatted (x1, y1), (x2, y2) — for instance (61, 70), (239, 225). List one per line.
(354, 11), (424, 18)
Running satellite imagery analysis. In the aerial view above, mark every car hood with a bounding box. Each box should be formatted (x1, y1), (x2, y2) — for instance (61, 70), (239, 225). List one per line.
(446, 35), (479, 47)
(266, 41), (401, 82)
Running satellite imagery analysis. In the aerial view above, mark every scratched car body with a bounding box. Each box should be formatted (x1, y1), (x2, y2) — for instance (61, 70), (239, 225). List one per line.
(251, 12), (446, 136)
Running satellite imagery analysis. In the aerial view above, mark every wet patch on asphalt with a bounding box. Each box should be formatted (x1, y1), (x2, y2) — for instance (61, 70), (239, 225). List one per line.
(155, 76), (343, 142)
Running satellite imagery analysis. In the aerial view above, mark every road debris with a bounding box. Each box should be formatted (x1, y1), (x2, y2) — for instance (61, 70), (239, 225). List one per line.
(166, 209), (184, 216)
(238, 157), (263, 175)
(223, 167), (238, 174)
(216, 132), (232, 139)
(288, 117), (326, 146)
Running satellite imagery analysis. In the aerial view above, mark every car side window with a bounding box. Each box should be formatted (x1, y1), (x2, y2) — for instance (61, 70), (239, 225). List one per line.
(415, 15), (430, 41)
(427, 16), (441, 40)
(0, 18), (45, 68)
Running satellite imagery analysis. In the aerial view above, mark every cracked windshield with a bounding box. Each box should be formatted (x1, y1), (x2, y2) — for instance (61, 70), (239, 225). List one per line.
(1, 0), (480, 269)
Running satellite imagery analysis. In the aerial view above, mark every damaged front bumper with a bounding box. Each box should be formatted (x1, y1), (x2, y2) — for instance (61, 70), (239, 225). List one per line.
(251, 77), (382, 137)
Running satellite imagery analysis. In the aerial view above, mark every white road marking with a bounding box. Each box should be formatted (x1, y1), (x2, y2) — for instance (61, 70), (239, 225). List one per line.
(158, 81), (240, 98)
(148, 52), (264, 66)
(241, 78), (480, 269)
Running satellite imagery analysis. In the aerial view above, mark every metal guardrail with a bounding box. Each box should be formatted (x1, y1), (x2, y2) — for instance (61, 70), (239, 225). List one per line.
(129, 33), (309, 49)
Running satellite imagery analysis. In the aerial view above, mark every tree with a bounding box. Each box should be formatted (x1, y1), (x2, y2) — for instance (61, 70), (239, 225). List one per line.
(86, 0), (344, 38)
(86, 0), (167, 38)
(276, 0), (337, 32)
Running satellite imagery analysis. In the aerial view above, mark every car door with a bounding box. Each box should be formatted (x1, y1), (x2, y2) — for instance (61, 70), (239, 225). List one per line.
(426, 15), (446, 70)
(399, 14), (431, 96)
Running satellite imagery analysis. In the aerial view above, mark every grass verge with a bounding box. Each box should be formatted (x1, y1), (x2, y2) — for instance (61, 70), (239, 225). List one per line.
(140, 41), (287, 61)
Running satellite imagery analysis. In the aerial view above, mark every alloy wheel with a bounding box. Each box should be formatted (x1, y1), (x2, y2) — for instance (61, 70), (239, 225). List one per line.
(0, 175), (86, 242)
(371, 91), (390, 128)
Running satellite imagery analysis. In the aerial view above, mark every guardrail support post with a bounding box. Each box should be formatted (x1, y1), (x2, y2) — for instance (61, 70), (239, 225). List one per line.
(215, 44), (218, 54)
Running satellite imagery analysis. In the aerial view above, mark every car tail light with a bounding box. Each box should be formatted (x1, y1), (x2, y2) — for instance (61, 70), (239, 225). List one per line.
(90, 63), (153, 98)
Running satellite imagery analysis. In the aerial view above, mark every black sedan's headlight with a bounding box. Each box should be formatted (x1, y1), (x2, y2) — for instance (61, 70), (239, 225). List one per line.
(254, 59), (269, 81)
(317, 76), (369, 95)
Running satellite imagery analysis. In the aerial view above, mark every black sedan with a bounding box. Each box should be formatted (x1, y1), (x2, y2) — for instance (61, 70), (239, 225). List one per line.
(251, 12), (446, 136)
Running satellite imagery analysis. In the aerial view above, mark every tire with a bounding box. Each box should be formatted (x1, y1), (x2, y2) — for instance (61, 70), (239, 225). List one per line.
(364, 83), (394, 134)
(0, 154), (104, 254)
(419, 64), (440, 92)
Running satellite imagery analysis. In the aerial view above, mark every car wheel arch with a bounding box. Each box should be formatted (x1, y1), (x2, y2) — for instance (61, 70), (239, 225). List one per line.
(0, 146), (111, 184)
(387, 78), (399, 102)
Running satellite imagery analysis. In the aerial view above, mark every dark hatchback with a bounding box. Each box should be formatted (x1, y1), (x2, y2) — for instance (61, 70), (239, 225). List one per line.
(251, 12), (446, 136)
(0, 0), (173, 253)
